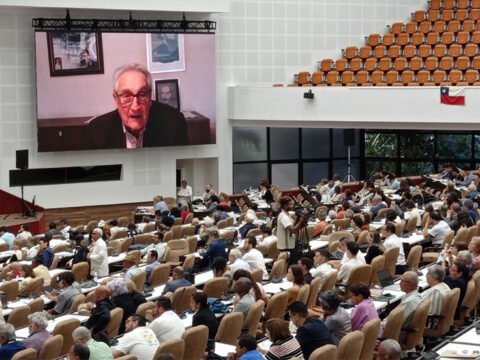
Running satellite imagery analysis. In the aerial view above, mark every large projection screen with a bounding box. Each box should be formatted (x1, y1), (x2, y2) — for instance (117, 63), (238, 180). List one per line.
(35, 31), (216, 152)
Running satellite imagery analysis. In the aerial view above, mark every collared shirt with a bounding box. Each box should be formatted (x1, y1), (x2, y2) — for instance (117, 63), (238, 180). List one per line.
(86, 338), (114, 360)
(145, 260), (159, 283)
(0, 232), (15, 249)
(350, 298), (378, 332)
(33, 265), (51, 286)
(242, 248), (267, 278)
(233, 293), (255, 319)
(54, 285), (80, 315)
(383, 233), (406, 265)
(177, 185), (193, 197)
(123, 122), (145, 148)
(23, 328), (51, 352)
(125, 265), (140, 280)
(230, 258), (250, 271)
(310, 263), (336, 282)
(337, 257), (363, 283)
(325, 306), (352, 345)
(240, 350), (264, 360)
(428, 220), (451, 245)
(149, 310), (185, 343)
(116, 326), (159, 360)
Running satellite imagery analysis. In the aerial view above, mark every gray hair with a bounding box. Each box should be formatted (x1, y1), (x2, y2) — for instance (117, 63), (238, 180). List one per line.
(28, 312), (48, 328)
(113, 63), (152, 92)
(92, 228), (103, 237)
(317, 210), (327, 221)
(107, 278), (129, 296)
(403, 271), (419, 288)
(0, 324), (15, 342)
(373, 195), (382, 203)
(72, 326), (92, 341)
(328, 210), (337, 219)
(458, 250), (474, 265)
(230, 249), (242, 260)
(379, 339), (401, 358)
(428, 265), (445, 282)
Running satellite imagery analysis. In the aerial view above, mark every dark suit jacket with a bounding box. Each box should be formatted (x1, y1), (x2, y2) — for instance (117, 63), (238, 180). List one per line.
(192, 307), (219, 350)
(85, 298), (115, 334)
(162, 278), (192, 295)
(296, 317), (333, 360)
(202, 239), (227, 269)
(88, 101), (189, 149)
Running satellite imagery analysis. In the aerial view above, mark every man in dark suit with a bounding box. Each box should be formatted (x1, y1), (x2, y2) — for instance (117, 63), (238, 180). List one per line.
(88, 63), (188, 149)
(198, 230), (227, 269)
(161, 266), (191, 295)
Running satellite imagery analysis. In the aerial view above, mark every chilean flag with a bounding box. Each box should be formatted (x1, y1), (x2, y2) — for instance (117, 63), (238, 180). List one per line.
(440, 86), (465, 105)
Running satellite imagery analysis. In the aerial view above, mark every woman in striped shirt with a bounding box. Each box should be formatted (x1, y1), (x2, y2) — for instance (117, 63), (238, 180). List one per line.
(263, 318), (304, 360)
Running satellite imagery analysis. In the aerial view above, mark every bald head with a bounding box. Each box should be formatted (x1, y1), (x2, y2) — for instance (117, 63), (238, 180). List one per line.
(94, 286), (111, 303)
(234, 277), (252, 296)
(400, 271), (418, 293)
(10, 262), (21, 272)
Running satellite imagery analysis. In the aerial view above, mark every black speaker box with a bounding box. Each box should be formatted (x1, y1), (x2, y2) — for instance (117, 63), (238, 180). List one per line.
(343, 129), (356, 146)
(16, 149), (28, 170)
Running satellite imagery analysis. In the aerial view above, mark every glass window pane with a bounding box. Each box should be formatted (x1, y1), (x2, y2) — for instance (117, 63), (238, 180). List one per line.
(232, 127), (267, 162)
(270, 128), (299, 160)
(401, 161), (433, 177)
(399, 133), (434, 158)
(332, 159), (360, 182)
(271, 163), (298, 190)
(475, 135), (480, 159)
(233, 163), (268, 193)
(437, 134), (471, 159)
(302, 128), (330, 159)
(303, 162), (329, 184)
(365, 161), (396, 180)
(364, 133), (397, 158)
(332, 129), (360, 157)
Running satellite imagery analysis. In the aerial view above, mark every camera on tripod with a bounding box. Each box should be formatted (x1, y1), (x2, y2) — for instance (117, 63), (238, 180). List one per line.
(295, 206), (315, 226)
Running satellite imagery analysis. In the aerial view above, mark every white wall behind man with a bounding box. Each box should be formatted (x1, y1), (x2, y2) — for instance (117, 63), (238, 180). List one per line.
(0, 0), (426, 208)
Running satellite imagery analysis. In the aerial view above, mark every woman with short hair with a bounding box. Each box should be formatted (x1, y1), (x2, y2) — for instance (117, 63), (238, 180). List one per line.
(349, 282), (379, 331)
(264, 318), (303, 360)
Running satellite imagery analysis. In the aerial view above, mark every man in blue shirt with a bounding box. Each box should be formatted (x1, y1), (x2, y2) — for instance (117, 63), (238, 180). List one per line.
(38, 236), (54, 268)
(145, 250), (160, 285)
(227, 334), (263, 360)
(161, 266), (191, 295)
(199, 230), (227, 269)
(0, 227), (15, 250)
(288, 301), (333, 360)
(0, 323), (26, 360)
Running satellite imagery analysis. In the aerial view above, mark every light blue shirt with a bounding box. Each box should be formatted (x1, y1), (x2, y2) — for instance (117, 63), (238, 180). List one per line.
(1, 232), (15, 249)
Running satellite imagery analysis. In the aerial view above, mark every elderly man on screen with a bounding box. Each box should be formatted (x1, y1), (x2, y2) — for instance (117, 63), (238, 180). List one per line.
(88, 63), (189, 149)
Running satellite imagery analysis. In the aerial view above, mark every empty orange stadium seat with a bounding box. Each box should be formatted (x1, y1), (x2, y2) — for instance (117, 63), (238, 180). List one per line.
(442, 10), (454, 22)
(432, 21), (445, 34)
(440, 56), (453, 71)
(371, 70), (384, 85)
(326, 71), (339, 85)
(367, 34), (380, 47)
(419, 21), (431, 34)
(378, 57), (392, 71)
(344, 46), (357, 59)
(413, 10), (426, 23)
(433, 44), (447, 57)
(388, 45), (401, 58)
(448, 44), (462, 58)
(418, 44), (431, 58)
(385, 70), (398, 85)
(311, 71), (324, 85)
(373, 45), (387, 59)
(405, 21), (417, 35)
(427, 10), (440, 22)
(341, 71), (354, 85)
(417, 70), (430, 84)
(297, 72), (310, 85)
(456, 56), (470, 71)
(426, 32), (439, 45)
(456, 9), (468, 22)
(471, 9), (480, 21)
(464, 44), (478, 57)
(456, 31), (470, 45)
(430, 0), (441, 11)
(447, 21), (460, 34)
(396, 33), (409, 47)
(411, 32), (424, 46)
(382, 33), (395, 47)
(320, 59), (333, 72)
(349, 58), (363, 72)
(359, 46), (372, 59)
(356, 71), (369, 85)
(364, 58), (377, 72)
(425, 56), (438, 71)
(462, 20), (475, 33)
(443, 0), (455, 10)
(473, 56), (480, 69)
(457, 0), (469, 8)
(473, 0), (480, 9)
(401, 70), (415, 84)
(441, 32), (454, 45)
(403, 45), (416, 59)
(335, 59), (348, 72)
(448, 69), (462, 84)
(394, 57), (407, 71)
(409, 56), (423, 71)
(472, 31), (480, 44)
(391, 22), (404, 35)
(465, 69), (479, 84)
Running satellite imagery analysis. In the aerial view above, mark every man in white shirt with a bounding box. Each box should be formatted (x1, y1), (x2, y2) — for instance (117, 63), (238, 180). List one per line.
(123, 252), (140, 280)
(382, 222), (406, 274)
(16, 224), (32, 241)
(258, 227), (276, 248)
(228, 249), (250, 271)
(113, 314), (159, 360)
(421, 212), (451, 246)
(147, 297), (185, 343)
(177, 180), (193, 204)
(60, 219), (71, 240)
(142, 232), (166, 261)
(421, 265), (451, 328)
(88, 228), (109, 277)
(336, 242), (363, 283)
(329, 238), (365, 269)
(242, 236), (267, 278)
(311, 249), (336, 283)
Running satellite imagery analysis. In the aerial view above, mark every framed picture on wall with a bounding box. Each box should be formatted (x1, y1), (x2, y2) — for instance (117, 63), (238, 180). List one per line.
(146, 34), (185, 73)
(155, 79), (180, 110)
(47, 31), (104, 76)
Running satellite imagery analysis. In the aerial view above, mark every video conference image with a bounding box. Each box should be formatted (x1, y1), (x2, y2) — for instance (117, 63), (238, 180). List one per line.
(35, 31), (216, 152)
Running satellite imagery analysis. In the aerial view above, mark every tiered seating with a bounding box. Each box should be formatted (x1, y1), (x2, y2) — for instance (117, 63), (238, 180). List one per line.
(286, 0), (480, 87)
